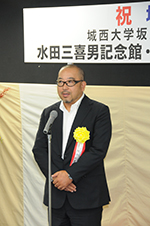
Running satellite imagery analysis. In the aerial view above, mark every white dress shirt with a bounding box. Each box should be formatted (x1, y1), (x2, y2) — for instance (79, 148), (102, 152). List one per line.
(59, 93), (84, 159)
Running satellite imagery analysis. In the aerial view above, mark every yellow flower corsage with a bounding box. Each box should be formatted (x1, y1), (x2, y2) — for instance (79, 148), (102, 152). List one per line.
(73, 127), (90, 143)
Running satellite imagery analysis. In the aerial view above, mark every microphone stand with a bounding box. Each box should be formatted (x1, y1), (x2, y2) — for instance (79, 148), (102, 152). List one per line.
(43, 112), (58, 225)
(47, 130), (52, 226)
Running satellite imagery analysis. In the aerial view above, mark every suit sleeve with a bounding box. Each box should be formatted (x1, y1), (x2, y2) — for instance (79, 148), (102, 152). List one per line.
(67, 104), (112, 183)
(32, 109), (59, 178)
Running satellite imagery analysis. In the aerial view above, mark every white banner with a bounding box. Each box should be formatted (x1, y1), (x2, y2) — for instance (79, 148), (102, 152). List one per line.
(23, 2), (150, 63)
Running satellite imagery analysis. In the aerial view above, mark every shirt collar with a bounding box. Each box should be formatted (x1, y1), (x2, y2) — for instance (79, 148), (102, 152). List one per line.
(60, 93), (84, 112)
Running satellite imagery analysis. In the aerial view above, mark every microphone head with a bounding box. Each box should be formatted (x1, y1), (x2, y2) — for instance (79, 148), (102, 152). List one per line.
(50, 110), (58, 119)
(43, 110), (58, 134)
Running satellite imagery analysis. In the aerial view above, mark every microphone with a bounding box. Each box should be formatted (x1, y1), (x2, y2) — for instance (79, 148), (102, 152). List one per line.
(43, 110), (58, 134)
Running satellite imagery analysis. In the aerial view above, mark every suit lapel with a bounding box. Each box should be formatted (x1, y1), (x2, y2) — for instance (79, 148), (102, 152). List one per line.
(65, 95), (93, 152)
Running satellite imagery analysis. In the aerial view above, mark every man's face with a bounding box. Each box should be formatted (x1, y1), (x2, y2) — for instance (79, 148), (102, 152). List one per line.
(57, 67), (86, 108)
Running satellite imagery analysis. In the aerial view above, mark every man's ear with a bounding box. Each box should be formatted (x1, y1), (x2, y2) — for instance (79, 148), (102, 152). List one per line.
(81, 81), (87, 91)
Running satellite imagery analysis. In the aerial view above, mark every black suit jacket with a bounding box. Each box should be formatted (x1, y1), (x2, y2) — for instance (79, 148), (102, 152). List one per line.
(32, 95), (112, 209)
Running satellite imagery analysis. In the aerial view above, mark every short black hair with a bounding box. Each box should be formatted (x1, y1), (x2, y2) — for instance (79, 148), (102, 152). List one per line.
(58, 64), (85, 81)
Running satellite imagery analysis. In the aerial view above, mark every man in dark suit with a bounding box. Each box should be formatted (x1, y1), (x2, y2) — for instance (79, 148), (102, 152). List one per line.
(32, 64), (112, 226)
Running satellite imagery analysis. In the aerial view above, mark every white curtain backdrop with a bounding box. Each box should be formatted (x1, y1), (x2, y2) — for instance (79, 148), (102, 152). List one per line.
(0, 83), (150, 226)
